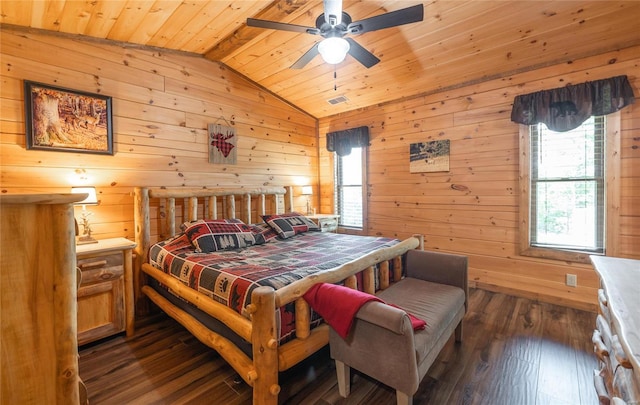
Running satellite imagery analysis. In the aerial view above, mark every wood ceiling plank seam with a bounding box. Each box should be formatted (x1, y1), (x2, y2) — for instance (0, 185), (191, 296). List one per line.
(146, 0), (207, 48)
(56, 0), (96, 34)
(422, 32), (640, 91)
(0, 1), (33, 27)
(106, 0), (156, 43)
(405, 2), (640, 68)
(31, 0), (65, 31)
(204, 0), (316, 60)
(83, 1), (130, 38)
(183, 2), (270, 54)
(161, 1), (233, 51)
(126, 0), (184, 45)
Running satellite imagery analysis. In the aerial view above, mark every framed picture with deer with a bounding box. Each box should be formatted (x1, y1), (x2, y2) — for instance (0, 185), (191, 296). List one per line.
(24, 81), (113, 155)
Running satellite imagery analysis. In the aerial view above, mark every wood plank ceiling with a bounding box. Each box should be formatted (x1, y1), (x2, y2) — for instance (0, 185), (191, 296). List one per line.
(1, 1), (639, 119)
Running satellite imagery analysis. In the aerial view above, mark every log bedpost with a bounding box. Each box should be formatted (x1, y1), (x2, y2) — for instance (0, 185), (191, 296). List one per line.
(287, 186), (294, 212)
(133, 187), (150, 315)
(260, 194), (266, 217)
(245, 193), (252, 224)
(208, 196), (217, 219)
(188, 196), (198, 221)
(251, 286), (279, 405)
(228, 195), (236, 218)
(167, 198), (176, 237)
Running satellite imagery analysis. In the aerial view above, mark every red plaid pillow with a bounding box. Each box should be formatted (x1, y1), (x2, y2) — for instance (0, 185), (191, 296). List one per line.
(251, 222), (279, 244)
(183, 219), (259, 253)
(262, 212), (319, 239)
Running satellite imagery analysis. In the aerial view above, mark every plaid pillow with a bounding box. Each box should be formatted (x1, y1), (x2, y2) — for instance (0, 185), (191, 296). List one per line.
(180, 218), (243, 233)
(250, 222), (279, 244)
(262, 212), (319, 239)
(183, 219), (258, 253)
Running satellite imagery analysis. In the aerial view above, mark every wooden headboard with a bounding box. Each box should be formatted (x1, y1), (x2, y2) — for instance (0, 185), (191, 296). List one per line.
(134, 185), (293, 250)
(132, 185), (294, 313)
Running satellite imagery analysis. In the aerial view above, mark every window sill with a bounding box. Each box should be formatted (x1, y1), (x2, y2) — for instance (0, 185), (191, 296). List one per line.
(520, 245), (594, 264)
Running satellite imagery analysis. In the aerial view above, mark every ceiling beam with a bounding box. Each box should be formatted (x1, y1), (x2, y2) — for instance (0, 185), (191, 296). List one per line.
(204, 0), (312, 62)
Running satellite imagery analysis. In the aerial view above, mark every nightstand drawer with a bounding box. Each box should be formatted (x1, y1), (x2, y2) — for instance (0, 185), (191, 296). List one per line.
(318, 217), (338, 232)
(78, 253), (123, 285)
(307, 214), (340, 233)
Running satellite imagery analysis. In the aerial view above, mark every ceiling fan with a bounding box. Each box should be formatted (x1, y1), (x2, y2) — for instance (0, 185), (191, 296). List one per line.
(247, 0), (424, 69)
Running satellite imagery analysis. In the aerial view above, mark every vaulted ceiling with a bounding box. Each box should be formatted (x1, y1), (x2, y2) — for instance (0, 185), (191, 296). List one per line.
(1, 1), (639, 118)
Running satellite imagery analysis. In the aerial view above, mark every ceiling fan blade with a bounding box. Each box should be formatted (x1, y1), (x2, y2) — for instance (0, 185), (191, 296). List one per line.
(291, 43), (320, 69)
(345, 38), (380, 68)
(323, 0), (343, 26)
(247, 18), (320, 35)
(347, 4), (424, 34)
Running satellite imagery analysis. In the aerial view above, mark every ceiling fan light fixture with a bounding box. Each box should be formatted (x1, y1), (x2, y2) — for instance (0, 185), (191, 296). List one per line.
(318, 37), (350, 64)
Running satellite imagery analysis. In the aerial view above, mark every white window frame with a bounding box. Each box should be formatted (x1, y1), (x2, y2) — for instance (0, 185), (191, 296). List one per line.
(519, 112), (620, 263)
(334, 147), (368, 235)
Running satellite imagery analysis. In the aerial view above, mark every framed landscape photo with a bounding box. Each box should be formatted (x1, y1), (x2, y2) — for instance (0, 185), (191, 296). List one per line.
(410, 139), (450, 173)
(24, 81), (113, 155)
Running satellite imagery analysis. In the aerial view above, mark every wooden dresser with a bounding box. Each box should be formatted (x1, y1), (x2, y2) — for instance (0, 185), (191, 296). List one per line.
(1, 194), (83, 404)
(591, 256), (640, 405)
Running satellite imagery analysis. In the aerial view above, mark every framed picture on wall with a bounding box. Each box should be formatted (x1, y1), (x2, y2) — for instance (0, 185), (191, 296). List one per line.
(24, 81), (113, 155)
(410, 139), (450, 173)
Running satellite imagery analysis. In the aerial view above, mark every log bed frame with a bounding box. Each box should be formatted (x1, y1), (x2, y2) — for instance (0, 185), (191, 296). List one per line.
(133, 186), (423, 405)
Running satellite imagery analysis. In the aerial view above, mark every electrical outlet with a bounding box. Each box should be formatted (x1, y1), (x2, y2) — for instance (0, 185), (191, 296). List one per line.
(566, 274), (577, 287)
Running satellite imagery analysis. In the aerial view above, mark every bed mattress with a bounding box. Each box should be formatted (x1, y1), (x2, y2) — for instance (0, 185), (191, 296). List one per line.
(149, 231), (399, 342)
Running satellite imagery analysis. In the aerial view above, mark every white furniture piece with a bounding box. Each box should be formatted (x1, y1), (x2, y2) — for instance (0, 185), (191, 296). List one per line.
(307, 213), (339, 233)
(591, 256), (640, 405)
(76, 237), (136, 345)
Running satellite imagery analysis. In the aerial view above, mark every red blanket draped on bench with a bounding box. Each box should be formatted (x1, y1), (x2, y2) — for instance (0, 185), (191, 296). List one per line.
(303, 283), (426, 339)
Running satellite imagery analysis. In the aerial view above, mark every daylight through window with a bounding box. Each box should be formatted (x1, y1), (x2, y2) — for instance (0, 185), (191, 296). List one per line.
(529, 116), (605, 254)
(334, 147), (363, 228)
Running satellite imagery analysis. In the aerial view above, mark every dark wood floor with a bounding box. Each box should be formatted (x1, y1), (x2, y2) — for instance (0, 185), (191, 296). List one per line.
(79, 288), (600, 405)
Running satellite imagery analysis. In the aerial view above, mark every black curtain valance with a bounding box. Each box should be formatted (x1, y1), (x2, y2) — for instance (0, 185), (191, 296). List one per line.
(511, 75), (635, 132)
(326, 126), (370, 156)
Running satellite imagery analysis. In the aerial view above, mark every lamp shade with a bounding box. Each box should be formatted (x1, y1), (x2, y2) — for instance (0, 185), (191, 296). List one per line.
(71, 186), (98, 205)
(318, 37), (350, 64)
(301, 186), (313, 196)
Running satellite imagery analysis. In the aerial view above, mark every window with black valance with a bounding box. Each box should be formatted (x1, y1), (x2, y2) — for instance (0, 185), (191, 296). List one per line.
(510, 75), (635, 132)
(326, 126), (370, 156)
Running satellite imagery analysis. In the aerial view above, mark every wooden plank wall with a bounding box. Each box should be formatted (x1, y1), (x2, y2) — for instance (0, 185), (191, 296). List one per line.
(0, 27), (318, 243)
(319, 45), (640, 311)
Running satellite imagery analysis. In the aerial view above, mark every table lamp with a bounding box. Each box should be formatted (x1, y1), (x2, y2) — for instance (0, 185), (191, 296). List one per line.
(301, 186), (313, 215)
(72, 186), (99, 244)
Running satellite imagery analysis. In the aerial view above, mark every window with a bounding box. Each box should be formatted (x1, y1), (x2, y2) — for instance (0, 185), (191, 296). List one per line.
(334, 147), (366, 230)
(520, 113), (620, 262)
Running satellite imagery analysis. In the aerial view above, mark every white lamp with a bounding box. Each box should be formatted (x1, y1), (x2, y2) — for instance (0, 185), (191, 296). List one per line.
(71, 186), (99, 244)
(301, 186), (313, 215)
(318, 37), (350, 65)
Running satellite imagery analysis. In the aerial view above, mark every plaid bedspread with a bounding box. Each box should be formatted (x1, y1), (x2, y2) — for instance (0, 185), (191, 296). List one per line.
(149, 231), (399, 341)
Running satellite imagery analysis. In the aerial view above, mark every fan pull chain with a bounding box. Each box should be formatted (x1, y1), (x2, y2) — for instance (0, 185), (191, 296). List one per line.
(334, 65), (337, 91)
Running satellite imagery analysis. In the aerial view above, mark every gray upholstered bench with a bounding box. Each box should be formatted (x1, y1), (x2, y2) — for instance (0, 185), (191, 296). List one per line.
(329, 249), (468, 405)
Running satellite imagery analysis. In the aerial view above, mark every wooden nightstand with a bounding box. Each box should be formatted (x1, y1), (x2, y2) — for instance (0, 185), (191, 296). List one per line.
(76, 237), (136, 345)
(307, 214), (340, 233)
